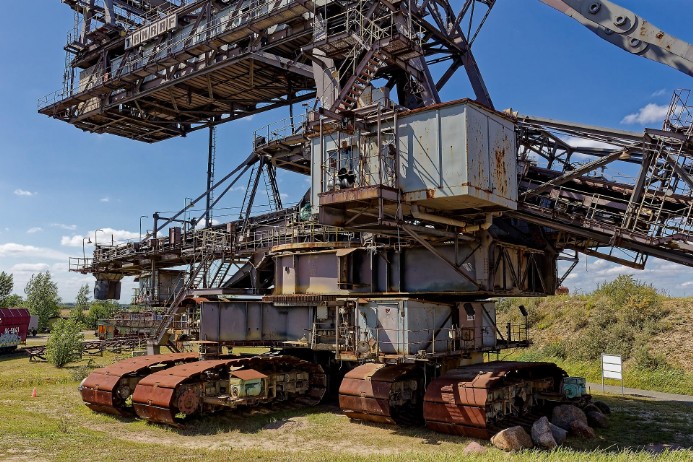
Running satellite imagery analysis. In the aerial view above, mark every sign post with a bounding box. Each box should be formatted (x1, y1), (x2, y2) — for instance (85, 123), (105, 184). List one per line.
(601, 353), (624, 395)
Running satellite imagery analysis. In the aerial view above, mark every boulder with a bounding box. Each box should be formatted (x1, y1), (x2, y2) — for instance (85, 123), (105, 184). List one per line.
(582, 403), (602, 415)
(586, 410), (609, 428)
(531, 416), (557, 449)
(549, 422), (567, 445)
(490, 426), (534, 452)
(462, 441), (487, 455)
(593, 400), (611, 415)
(569, 420), (596, 439)
(551, 404), (588, 431)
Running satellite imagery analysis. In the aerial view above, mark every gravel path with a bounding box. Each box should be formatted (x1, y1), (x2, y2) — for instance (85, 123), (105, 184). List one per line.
(587, 382), (693, 404)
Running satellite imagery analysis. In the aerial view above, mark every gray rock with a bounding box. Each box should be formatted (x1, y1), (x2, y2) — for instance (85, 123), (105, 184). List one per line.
(569, 420), (596, 439)
(491, 426), (534, 452)
(462, 441), (487, 454)
(593, 400), (611, 415)
(531, 416), (557, 449)
(551, 404), (588, 431)
(586, 410), (609, 428)
(549, 422), (567, 445)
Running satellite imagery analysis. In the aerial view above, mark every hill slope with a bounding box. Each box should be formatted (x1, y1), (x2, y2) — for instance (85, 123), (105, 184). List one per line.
(496, 276), (693, 394)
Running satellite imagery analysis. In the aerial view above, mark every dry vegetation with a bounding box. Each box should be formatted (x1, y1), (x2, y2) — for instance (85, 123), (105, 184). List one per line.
(497, 276), (693, 395)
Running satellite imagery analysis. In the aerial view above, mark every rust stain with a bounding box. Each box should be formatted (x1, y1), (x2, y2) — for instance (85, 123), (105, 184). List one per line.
(494, 148), (507, 197)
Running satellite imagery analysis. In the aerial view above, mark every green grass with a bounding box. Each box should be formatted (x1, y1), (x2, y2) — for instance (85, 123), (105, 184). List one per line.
(504, 348), (693, 396)
(0, 353), (691, 461)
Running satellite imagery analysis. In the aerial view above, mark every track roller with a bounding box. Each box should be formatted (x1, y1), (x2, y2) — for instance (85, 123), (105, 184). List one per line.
(423, 361), (567, 438)
(79, 352), (199, 416)
(339, 363), (423, 425)
(132, 355), (326, 426)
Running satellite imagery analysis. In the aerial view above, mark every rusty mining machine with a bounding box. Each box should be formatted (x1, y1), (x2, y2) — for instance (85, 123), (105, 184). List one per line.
(39, 0), (693, 437)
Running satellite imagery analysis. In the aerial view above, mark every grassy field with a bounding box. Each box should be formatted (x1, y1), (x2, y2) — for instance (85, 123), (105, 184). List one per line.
(0, 351), (691, 462)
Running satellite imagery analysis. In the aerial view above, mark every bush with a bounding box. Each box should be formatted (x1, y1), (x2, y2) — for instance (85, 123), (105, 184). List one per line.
(593, 275), (665, 328)
(70, 358), (96, 382)
(631, 343), (669, 370)
(542, 341), (567, 359)
(46, 319), (84, 368)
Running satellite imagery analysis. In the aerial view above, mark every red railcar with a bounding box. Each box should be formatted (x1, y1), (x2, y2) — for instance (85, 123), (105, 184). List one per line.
(0, 308), (30, 352)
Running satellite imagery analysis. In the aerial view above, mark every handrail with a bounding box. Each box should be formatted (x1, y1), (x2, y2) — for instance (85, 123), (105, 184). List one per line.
(39, 0), (299, 110)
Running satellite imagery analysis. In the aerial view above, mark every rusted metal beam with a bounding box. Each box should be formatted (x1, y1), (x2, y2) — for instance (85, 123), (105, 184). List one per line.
(522, 148), (629, 198)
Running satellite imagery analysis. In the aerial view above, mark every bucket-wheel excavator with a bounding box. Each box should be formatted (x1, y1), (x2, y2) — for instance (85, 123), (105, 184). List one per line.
(39, 0), (693, 437)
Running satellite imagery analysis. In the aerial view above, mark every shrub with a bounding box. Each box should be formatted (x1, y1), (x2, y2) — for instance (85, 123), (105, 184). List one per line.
(46, 319), (84, 368)
(70, 358), (96, 382)
(542, 341), (567, 359)
(631, 343), (669, 370)
(593, 275), (665, 328)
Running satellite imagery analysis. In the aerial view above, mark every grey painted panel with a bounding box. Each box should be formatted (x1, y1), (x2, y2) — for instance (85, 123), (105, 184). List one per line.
(200, 301), (312, 342)
(402, 247), (478, 292)
(404, 300), (452, 354)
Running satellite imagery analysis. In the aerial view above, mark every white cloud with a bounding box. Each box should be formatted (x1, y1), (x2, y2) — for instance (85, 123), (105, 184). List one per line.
(0, 243), (71, 260)
(60, 235), (90, 247)
(563, 136), (618, 151)
(14, 189), (36, 197)
(651, 89), (668, 97)
(51, 223), (77, 231)
(100, 197), (111, 203)
(561, 253), (693, 297)
(61, 227), (139, 247)
(27, 227), (43, 234)
(10, 263), (50, 273)
(621, 103), (669, 125)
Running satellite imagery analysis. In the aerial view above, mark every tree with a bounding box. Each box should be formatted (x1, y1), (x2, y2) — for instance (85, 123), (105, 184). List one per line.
(2, 294), (23, 308)
(0, 271), (14, 307)
(86, 300), (121, 330)
(45, 318), (84, 368)
(71, 283), (90, 326)
(24, 272), (61, 331)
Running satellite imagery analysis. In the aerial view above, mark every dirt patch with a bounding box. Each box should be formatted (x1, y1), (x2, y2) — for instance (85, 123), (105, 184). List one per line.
(263, 418), (305, 431)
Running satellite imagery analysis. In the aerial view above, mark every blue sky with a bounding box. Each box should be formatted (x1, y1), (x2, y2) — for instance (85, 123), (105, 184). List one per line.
(1, 0), (693, 302)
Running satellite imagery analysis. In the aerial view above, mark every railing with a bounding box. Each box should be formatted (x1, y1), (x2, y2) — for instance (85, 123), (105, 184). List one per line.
(68, 257), (93, 272)
(321, 131), (398, 192)
(520, 173), (693, 241)
(321, 7), (420, 46)
(39, 0), (299, 110)
(72, 207), (357, 276)
(504, 322), (529, 345)
(253, 114), (307, 147)
(665, 89), (693, 134)
(310, 324), (483, 357)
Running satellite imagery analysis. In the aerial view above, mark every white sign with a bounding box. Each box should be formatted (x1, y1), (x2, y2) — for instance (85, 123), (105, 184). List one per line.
(602, 353), (624, 394)
(125, 15), (178, 50)
(602, 354), (623, 379)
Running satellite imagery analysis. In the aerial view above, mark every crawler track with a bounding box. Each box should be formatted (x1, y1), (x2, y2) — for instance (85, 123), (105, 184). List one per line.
(132, 355), (327, 426)
(79, 352), (199, 415)
(423, 361), (567, 438)
(339, 363), (423, 425)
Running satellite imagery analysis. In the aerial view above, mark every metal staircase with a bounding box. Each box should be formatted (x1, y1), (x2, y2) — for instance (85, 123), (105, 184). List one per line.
(328, 6), (396, 112)
(152, 229), (235, 345)
(335, 48), (389, 111)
